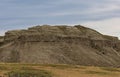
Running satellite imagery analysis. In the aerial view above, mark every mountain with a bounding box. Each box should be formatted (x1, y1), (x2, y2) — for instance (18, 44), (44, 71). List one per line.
(0, 25), (120, 67)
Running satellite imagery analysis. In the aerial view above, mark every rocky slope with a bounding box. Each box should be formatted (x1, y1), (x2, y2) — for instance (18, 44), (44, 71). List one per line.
(0, 25), (120, 67)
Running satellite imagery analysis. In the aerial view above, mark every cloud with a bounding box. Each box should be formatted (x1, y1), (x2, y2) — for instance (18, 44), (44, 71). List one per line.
(0, 0), (120, 37)
(82, 17), (120, 38)
(0, 30), (5, 36)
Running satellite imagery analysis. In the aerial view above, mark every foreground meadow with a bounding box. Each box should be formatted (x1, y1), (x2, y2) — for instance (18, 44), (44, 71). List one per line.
(0, 63), (120, 77)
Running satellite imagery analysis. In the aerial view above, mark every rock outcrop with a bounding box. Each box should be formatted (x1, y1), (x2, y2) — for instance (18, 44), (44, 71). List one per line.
(0, 25), (120, 67)
(0, 36), (4, 46)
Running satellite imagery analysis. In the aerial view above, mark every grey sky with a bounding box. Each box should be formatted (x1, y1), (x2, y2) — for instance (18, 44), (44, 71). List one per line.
(0, 0), (120, 37)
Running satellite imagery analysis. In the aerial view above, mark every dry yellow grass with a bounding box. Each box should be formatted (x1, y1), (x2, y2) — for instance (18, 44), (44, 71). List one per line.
(0, 64), (120, 77)
(41, 65), (120, 77)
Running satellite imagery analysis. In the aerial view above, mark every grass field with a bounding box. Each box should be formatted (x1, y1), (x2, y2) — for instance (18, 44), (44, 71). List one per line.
(0, 63), (120, 77)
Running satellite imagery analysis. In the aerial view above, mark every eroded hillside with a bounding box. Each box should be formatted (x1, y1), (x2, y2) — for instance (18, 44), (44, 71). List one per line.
(0, 25), (120, 67)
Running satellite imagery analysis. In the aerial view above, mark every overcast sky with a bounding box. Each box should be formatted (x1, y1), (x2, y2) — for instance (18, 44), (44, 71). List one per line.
(0, 0), (120, 37)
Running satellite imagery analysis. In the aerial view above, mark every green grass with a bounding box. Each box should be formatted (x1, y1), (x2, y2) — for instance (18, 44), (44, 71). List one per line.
(42, 64), (86, 69)
(0, 65), (9, 70)
(85, 70), (110, 75)
(6, 70), (52, 77)
(101, 67), (120, 72)
(0, 63), (52, 77)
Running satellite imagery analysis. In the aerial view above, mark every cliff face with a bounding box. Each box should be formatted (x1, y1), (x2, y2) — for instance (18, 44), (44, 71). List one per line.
(0, 25), (120, 67)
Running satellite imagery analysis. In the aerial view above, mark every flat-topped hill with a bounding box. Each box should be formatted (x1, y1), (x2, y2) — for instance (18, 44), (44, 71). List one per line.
(0, 25), (120, 67)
